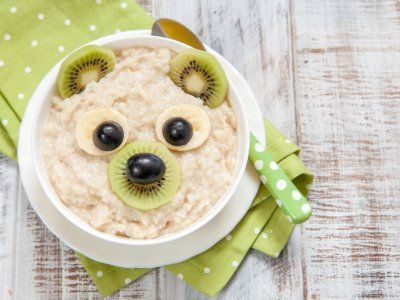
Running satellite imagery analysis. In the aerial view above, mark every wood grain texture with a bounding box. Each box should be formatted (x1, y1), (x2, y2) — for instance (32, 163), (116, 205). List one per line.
(292, 0), (400, 298)
(0, 157), (18, 299)
(1, 0), (400, 299)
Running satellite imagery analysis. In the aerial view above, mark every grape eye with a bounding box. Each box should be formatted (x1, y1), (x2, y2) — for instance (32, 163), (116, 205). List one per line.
(162, 117), (193, 146)
(155, 104), (211, 152)
(75, 108), (129, 156)
(93, 121), (124, 151)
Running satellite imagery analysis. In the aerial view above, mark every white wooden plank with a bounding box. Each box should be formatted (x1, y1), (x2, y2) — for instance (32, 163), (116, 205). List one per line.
(292, 0), (400, 298)
(0, 156), (19, 300)
(13, 188), (62, 299)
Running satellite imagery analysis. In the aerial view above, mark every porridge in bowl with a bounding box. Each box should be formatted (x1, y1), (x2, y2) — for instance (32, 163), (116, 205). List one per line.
(42, 45), (237, 239)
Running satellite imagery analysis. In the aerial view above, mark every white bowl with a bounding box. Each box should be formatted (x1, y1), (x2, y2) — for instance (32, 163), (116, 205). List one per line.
(30, 35), (250, 247)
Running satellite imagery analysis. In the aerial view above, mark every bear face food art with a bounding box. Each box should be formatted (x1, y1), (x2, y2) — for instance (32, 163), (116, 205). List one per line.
(42, 46), (237, 239)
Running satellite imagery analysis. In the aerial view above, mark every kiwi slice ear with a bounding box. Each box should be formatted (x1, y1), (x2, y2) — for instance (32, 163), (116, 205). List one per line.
(57, 45), (117, 99)
(168, 48), (228, 108)
(108, 141), (181, 210)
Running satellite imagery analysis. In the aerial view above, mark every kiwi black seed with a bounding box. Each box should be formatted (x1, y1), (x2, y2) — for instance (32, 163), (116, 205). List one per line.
(57, 45), (117, 99)
(108, 141), (181, 210)
(168, 48), (228, 108)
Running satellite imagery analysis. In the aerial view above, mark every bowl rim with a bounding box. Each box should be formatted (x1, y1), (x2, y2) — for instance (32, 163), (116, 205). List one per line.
(30, 34), (250, 246)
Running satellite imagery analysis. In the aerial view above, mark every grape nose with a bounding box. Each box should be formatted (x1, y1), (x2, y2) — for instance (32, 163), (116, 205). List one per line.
(125, 153), (166, 185)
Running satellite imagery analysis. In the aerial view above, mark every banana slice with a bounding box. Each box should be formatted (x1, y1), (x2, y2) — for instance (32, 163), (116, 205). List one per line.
(156, 104), (211, 151)
(76, 108), (129, 156)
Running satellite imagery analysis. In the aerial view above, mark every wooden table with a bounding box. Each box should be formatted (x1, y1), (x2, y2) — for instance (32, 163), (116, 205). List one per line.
(1, 0), (399, 298)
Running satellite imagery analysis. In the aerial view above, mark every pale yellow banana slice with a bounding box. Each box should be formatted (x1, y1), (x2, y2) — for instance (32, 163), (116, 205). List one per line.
(156, 104), (211, 151)
(75, 108), (129, 156)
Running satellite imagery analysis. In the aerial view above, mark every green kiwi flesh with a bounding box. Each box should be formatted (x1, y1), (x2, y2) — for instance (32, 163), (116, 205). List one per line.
(57, 45), (117, 99)
(108, 141), (181, 210)
(168, 48), (228, 108)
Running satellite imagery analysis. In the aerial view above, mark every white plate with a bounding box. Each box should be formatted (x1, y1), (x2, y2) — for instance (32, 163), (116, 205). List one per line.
(18, 30), (265, 268)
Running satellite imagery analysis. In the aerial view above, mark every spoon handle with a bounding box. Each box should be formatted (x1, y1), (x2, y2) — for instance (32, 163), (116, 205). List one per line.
(248, 132), (312, 224)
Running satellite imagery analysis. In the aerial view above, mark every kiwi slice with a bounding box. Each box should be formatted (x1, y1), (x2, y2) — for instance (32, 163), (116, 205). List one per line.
(57, 45), (117, 99)
(108, 141), (181, 210)
(168, 48), (228, 108)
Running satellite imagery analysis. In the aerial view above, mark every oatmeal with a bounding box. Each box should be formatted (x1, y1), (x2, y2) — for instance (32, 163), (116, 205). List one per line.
(42, 47), (237, 239)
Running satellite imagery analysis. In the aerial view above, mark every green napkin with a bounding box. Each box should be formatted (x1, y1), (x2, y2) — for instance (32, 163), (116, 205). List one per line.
(0, 0), (313, 297)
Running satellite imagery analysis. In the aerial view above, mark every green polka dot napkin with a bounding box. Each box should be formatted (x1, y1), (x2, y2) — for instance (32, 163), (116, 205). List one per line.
(0, 0), (313, 297)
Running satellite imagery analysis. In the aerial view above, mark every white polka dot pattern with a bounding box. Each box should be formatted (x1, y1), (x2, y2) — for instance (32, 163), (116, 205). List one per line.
(276, 179), (287, 190)
(254, 143), (264, 152)
(0, 60), (4, 67)
(38, 13), (45, 20)
(31, 40), (38, 47)
(25, 67), (31, 74)
(97, 271), (103, 277)
(292, 190), (302, 200)
(203, 267), (210, 274)
(4, 34), (11, 41)
(177, 273), (184, 279)
(121, 2), (128, 9)
(89, 24), (96, 31)
(10, 7), (17, 13)
(64, 19), (71, 26)
(254, 160), (263, 170)
(2, 119), (9, 126)
(18, 93), (25, 100)
(301, 203), (311, 214)
(269, 161), (279, 170)
(254, 227), (260, 234)
(125, 278), (132, 284)
(232, 261), (239, 268)
(250, 132), (312, 225)
(225, 234), (232, 241)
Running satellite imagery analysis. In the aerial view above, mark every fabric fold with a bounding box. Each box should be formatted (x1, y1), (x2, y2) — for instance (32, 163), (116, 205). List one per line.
(76, 253), (150, 296)
(0, 125), (17, 160)
(0, 93), (21, 148)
